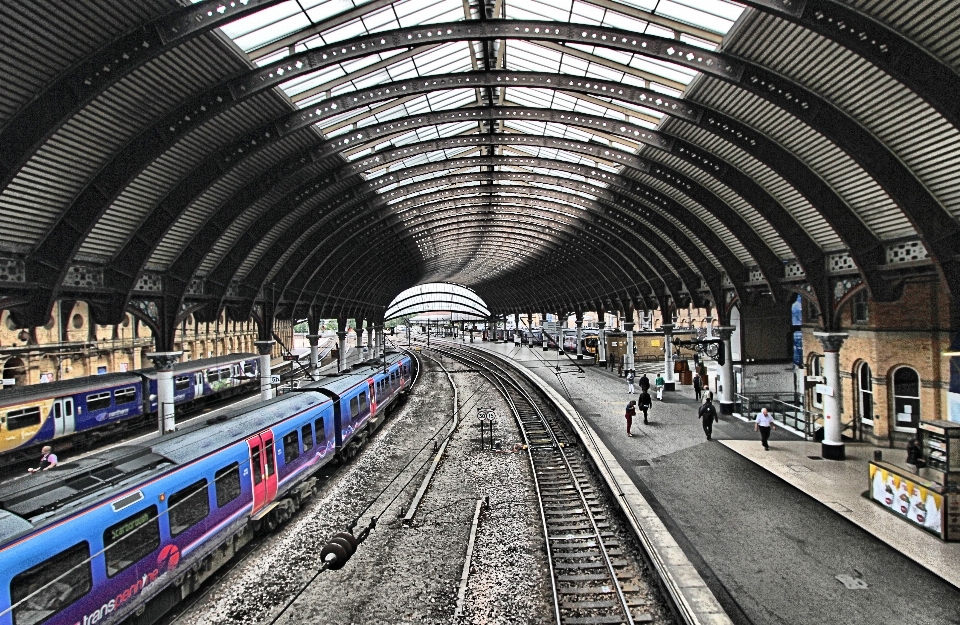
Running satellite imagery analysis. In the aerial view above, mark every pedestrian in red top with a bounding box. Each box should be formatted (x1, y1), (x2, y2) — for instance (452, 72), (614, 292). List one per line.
(624, 400), (637, 437)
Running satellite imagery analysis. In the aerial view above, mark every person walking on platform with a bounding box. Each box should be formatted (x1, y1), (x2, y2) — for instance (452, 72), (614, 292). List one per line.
(638, 389), (652, 424)
(654, 373), (665, 401)
(755, 407), (775, 450)
(693, 373), (703, 401)
(698, 395), (718, 441)
(626, 369), (636, 394)
(624, 400), (637, 437)
(638, 372), (650, 395)
(27, 446), (58, 473)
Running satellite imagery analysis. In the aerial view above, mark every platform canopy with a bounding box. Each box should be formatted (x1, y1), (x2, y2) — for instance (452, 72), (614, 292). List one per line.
(386, 282), (490, 320)
(0, 0), (958, 348)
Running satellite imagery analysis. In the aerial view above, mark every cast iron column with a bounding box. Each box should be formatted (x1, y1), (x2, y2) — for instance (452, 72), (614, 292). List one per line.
(660, 323), (675, 391)
(307, 334), (320, 373)
(337, 329), (347, 372)
(624, 313), (635, 373)
(815, 332), (849, 460)
(716, 326), (736, 415)
(575, 313), (584, 360)
(147, 351), (182, 434)
(254, 340), (275, 401)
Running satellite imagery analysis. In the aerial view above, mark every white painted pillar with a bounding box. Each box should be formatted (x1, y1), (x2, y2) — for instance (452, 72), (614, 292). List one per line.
(815, 332), (848, 460)
(659, 323), (675, 391)
(255, 340), (275, 401)
(147, 351), (183, 434)
(705, 316), (714, 339)
(716, 326), (735, 415)
(307, 334), (320, 373)
(624, 320), (635, 372)
(575, 317), (584, 360)
(366, 325), (374, 359)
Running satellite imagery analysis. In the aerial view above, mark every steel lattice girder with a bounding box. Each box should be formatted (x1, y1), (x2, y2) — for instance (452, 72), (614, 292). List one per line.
(283, 193), (690, 314)
(217, 136), (764, 309)
(9, 17), (960, 325)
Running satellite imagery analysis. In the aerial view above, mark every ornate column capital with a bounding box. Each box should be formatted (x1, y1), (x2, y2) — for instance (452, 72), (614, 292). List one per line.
(597, 321), (606, 329)
(715, 325), (735, 340)
(658, 323), (675, 336)
(145, 351), (183, 371)
(254, 340), (275, 356)
(813, 331), (849, 352)
(575, 320), (583, 328)
(306, 334), (321, 347)
(336, 330), (347, 340)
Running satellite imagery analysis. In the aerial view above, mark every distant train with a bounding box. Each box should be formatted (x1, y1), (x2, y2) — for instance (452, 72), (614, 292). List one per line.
(0, 352), (414, 625)
(0, 354), (261, 463)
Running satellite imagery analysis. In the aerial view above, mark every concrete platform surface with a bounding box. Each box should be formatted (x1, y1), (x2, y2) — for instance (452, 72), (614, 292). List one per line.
(720, 438), (960, 589)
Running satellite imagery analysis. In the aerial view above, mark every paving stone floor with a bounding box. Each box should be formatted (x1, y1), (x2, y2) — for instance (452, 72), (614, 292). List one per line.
(482, 342), (960, 625)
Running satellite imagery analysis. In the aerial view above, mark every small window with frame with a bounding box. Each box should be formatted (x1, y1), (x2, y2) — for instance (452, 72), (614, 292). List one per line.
(358, 391), (368, 414)
(6, 406), (42, 431)
(314, 418), (326, 442)
(103, 506), (161, 577)
(175, 376), (191, 390)
(11, 542), (92, 625)
(167, 479), (209, 537)
(215, 463), (242, 507)
(350, 396), (360, 420)
(205, 369), (219, 383)
(302, 424), (313, 451)
(114, 386), (137, 404)
(283, 431), (300, 464)
(851, 290), (868, 324)
(86, 392), (111, 412)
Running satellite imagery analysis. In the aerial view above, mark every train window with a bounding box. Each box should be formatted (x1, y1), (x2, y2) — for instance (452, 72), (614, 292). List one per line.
(359, 392), (368, 413)
(251, 445), (262, 485)
(103, 506), (161, 578)
(283, 431), (300, 464)
(114, 387), (137, 404)
(219, 368), (231, 381)
(205, 369), (219, 383)
(6, 407), (41, 431)
(314, 418), (325, 441)
(215, 463), (242, 507)
(350, 397), (360, 420)
(243, 362), (255, 375)
(11, 542), (92, 625)
(302, 424), (313, 451)
(86, 392), (111, 412)
(265, 440), (275, 477)
(175, 376), (190, 391)
(168, 479), (209, 537)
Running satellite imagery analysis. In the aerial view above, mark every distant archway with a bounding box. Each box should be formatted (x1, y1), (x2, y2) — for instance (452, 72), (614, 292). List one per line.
(2, 357), (27, 388)
(385, 283), (490, 321)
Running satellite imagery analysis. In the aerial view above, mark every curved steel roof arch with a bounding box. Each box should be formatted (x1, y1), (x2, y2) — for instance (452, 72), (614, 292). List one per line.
(384, 283), (491, 321)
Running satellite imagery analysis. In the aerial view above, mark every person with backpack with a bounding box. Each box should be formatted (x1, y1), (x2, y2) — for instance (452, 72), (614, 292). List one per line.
(638, 372), (650, 394)
(638, 389), (652, 424)
(693, 373), (703, 401)
(698, 393), (718, 441)
(626, 369), (636, 394)
(624, 400), (637, 437)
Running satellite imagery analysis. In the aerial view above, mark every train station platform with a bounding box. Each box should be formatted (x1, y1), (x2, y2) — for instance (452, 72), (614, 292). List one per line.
(471, 340), (960, 625)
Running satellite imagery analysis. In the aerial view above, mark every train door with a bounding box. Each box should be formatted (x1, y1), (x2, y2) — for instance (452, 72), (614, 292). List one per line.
(368, 380), (377, 416)
(246, 430), (279, 514)
(53, 397), (75, 437)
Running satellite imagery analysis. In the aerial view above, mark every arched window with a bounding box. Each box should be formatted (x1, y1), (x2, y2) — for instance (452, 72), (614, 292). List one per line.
(857, 362), (873, 426)
(893, 367), (921, 430)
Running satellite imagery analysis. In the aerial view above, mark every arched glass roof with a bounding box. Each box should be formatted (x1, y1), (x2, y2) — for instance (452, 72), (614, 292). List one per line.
(385, 282), (490, 319)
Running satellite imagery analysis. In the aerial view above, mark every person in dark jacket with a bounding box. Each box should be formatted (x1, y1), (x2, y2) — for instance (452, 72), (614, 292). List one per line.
(693, 374), (703, 401)
(638, 390), (652, 424)
(624, 400), (637, 437)
(638, 373), (650, 393)
(906, 437), (926, 473)
(698, 395), (718, 441)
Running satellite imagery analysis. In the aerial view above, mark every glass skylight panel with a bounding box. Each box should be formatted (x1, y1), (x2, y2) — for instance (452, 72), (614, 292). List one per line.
(508, 0), (572, 23)
(570, 1), (606, 25)
(394, 0), (461, 27)
(657, 0), (741, 33)
(509, 41), (563, 73)
(629, 56), (695, 86)
(322, 17), (370, 44)
(219, 1), (303, 41)
(361, 5), (401, 32)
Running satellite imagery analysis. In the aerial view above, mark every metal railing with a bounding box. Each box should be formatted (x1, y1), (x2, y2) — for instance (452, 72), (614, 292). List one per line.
(734, 392), (822, 440)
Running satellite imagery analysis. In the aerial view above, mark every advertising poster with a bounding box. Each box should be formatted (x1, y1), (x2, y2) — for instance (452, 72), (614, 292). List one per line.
(869, 463), (944, 538)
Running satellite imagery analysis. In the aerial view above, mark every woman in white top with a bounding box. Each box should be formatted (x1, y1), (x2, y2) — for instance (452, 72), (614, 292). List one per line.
(754, 408), (775, 451)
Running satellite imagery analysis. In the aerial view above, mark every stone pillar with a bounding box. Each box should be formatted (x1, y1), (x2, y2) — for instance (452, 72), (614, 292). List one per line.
(705, 316), (714, 339)
(147, 351), (183, 434)
(337, 330), (347, 372)
(377, 324), (385, 358)
(366, 324), (374, 359)
(541, 312), (549, 351)
(575, 313), (584, 360)
(255, 340), (275, 401)
(597, 319), (607, 366)
(815, 332), (848, 460)
(716, 326), (736, 415)
(660, 323), (675, 391)
(306, 334), (321, 372)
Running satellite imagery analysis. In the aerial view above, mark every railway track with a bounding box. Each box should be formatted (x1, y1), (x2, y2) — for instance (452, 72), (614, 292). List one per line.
(419, 339), (657, 625)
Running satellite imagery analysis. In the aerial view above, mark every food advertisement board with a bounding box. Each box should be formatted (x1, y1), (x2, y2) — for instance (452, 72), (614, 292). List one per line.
(869, 462), (945, 539)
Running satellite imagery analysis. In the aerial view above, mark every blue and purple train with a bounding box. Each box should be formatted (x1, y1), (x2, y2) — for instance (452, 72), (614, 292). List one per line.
(0, 352), (413, 625)
(0, 355), (262, 463)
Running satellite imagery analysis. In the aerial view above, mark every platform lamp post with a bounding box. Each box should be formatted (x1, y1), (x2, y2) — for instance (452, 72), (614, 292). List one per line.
(147, 351), (183, 434)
